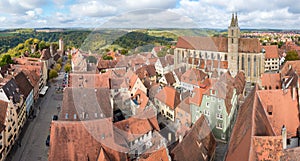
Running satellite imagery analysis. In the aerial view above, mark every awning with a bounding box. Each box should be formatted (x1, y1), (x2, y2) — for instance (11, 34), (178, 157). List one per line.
(39, 86), (49, 95)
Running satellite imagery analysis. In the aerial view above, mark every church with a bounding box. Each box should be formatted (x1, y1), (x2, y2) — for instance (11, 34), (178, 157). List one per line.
(174, 13), (265, 83)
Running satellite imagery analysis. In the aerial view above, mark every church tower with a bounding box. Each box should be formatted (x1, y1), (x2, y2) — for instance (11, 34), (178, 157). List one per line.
(228, 13), (240, 77)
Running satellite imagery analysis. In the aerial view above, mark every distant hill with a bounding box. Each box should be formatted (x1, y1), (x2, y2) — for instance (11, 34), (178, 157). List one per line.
(112, 31), (174, 50)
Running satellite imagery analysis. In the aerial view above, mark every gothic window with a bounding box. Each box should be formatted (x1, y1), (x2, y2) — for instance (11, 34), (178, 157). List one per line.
(225, 54), (227, 61)
(182, 50), (184, 60)
(205, 52), (208, 59)
(232, 29), (234, 36)
(237, 56), (239, 71)
(254, 56), (257, 77)
(248, 56), (251, 77)
(217, 54), (220, 60)
(241, 55), (245, 70)
(232, 38), (234, 43)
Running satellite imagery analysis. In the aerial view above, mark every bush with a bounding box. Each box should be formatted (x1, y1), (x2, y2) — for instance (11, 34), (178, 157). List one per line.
(49, 69), (58, 79)
(54, 64), (61, 72)
(64, 63), (71, 73)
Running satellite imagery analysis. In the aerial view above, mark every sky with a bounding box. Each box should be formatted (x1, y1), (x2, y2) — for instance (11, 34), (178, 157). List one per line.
(0, 0), (300, 29)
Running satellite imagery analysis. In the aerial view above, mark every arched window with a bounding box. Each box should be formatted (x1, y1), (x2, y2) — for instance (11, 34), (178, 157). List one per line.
(248, 56), (251, 76)
(241, 55), (245, 70)
(254, 56), (257, 77)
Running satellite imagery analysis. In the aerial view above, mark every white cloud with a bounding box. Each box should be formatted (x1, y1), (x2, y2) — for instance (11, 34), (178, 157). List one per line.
(70, 1), (117, 17)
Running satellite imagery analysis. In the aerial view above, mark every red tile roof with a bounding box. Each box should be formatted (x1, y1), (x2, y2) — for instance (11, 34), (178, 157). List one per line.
(225, 87), (275, 161)
(257, 89), (299, 137)
(263, 45), (279, 59)
(181, 68), (207, 87)
(260, 73), (281, 90)
(252, 136), (283, 160)
(171, 115), (216, 161)
(48, 118), (115, 161)
(155, 86), (180, 110)
(139, 147), (169, 161)
(176, 36), (228, 52)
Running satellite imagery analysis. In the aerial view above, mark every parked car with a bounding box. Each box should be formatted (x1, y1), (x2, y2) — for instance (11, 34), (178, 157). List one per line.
(46, 135), (50, 146)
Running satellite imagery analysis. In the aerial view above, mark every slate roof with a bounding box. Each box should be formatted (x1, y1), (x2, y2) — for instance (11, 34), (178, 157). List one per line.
(14, 71), (33, 98)
(0, 100), (7, 132)
(60, 88), (112, 121)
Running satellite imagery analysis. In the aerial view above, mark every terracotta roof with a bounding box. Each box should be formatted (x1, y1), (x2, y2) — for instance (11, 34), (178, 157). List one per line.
(181, 68), (207, 87)
(238, 38), (262, 53)
(155, 86), (180, 110)
(281, 60), (300, 76)
(0, 100), (7, 132)
(252, 136), (283, 160)
(69, 73), (115, 88)
(225, 87), (276, 161)
(164, 72), (176, 85)
(171, 115), (216, 161)
(14, 71), (33, 98)
(40, 48), (52, 60)
(177, 36), (262, 53)
(132, 89), (149, 111)
(176, 97), (190, 114)
(263, 45), (279, 59)
(257, 89), (299, 137)
(139, 147), (169, 161)
(208, 72), (236, 114)
(128, 73), (138, 90)
(60, 88), (112, 121)
(135, 65), (156, 80)
(113, 116), (157, 142)
(109, 78), (128, 89)
(176, 36), (228, 52)
(189, 87), (208, 107)
(260, 73), (281, 90)
(234, 71), (246, 95)
(96, 147), (110, 161)
(48, 118), (117, 161)
(97, 59), (119, 70)
(173, 66), (186, 81)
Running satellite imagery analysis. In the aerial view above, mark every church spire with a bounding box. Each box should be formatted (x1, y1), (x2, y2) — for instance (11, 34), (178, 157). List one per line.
(230, 13), (235, 27)
(235, 12), (238, 27)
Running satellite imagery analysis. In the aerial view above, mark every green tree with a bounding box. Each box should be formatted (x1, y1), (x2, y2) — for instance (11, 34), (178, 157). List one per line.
(54, 64), (61, 72)
(1, 54), (13, 65)
(38, 40), (47, 50)
(285, 50), (299, 61)
(49, 69), (58, 79)
(57, 58), (63, 64)
(102, 55), (113, 60)
(64, 63), (71, 73)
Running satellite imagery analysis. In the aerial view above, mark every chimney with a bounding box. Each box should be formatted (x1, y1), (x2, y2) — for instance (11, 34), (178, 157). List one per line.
(282, 125), (287, 149)
(179, 135), (183, 143)
(168, 132), (172, 142)
(292, 87), (296, 101)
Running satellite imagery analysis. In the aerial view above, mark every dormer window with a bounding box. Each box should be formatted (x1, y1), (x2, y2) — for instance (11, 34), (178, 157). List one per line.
(267, 105), (273, 115)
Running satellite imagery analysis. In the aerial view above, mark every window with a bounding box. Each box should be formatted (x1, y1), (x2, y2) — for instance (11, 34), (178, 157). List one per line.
(65, 113), (68, 119)
(206, 102), (210, 107)
(241, 55), (245, 70)
(216, 122), (223, 129)
(254, 55), (257, 77)
(73, 114), (77, 119)
(217, 113), (223, 120)
(221, 134), (226, 140)
(218, 105), (222, 110)
(204, 110), (210, 116)
(248, 56), (251, 76)
(232, 38), (234, 43)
